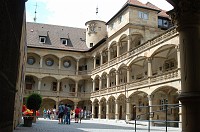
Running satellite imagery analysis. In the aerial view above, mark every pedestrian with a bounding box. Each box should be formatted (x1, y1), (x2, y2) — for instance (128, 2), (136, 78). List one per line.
(43, 108), (47, 119)
(79, 108), (83, 123)
(74, 107), (80, 123)
(58, 102), (65, 124)
(65, 104), (71, 124)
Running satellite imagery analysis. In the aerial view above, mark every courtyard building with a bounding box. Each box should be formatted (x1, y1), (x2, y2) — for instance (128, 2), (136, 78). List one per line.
(25, 0), (180, 127)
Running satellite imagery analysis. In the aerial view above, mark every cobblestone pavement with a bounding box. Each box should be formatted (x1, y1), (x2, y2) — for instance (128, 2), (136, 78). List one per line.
(14, 118), (181, 132)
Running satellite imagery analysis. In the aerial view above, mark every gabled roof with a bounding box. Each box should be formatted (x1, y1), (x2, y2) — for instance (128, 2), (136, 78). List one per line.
(26, 22), (89, 51)
(106, 0), (160, 25)
(146, 2), (170, 18)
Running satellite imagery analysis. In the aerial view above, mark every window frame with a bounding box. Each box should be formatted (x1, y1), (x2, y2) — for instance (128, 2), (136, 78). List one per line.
(39, 36), (46, 43)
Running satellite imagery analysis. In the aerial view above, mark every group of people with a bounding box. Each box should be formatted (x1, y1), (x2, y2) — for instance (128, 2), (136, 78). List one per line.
(42, 102), (90, 124)
(57, 103), (71, 124)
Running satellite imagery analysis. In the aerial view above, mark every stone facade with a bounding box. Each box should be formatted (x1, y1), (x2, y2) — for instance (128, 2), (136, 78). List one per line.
(25, 0), (180, 127)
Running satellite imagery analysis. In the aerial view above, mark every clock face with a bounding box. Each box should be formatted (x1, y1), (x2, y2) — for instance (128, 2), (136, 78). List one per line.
(63, 60), (71, 68)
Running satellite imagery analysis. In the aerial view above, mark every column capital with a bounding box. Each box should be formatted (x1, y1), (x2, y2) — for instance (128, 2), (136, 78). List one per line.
(147, 57), (152, 62)
(76, 59), (79, 62)
(38, 78), (42, 81)
(167, 0), (200, 26)
(126, 98), (130, 103)
(175, 45), (180, 51)
(127, 35), (131, 40)
(148, 95), (152, 101)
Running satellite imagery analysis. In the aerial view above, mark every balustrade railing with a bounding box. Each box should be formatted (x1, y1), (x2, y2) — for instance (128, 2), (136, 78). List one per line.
(92, 27), (178, 74)
(92, 69), (180, 97)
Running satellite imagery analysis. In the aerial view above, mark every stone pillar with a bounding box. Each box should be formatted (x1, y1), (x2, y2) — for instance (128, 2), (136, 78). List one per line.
(57, 80), (60, 92)
(56, 101), (59, 109)
(147, 57), (152, 84)
(106, 101), (109, 120)
(176, 45), (181, 76)
(126, 98), (130, 121)
(93, 56), (96, 69)
(115, 100), (119, 121)
(40, 56), (43, 68)
(117, 42), (120, 57)
(116, 71), (119, 86)
(58, 58), (61, 69)
(74, 102), (78, 109)
(148, 95), (153, 126)
(38, 78), (42, 93)
(127, 67), (130, 83)
(99, 77), (102, 90)
(100, 52), (103, 65)
(179, 101), (182, 129)
(108, 49), (111, 62)
(127, 35), (131, 55)
(167, 1), (200, 131)
(92, 79), (95, 92)
(98, 102), (102, 119)
(106, 74), (110, 88)
(92, 102), (95, 119)
(75, 81), (78, 97)
(76, 59), (79, 75)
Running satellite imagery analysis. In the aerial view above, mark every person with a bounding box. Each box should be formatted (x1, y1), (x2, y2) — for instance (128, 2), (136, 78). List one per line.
(58, 102), (65, 124)
(74, 107), (80, 123)
(43, 108), (47, 119)
(79, 108), (83, 123)
(65, 104), (71, 124)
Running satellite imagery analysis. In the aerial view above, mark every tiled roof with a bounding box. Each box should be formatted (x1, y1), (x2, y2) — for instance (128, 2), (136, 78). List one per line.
(146, 2), (170, 18)
(26, 22), (89, 51)
(127, 0), (154, 9)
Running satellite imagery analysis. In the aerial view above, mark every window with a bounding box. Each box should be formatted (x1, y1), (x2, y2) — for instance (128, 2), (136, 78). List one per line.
(138, 11), (148, 20)
(164, 59), (176, 71)
(61, 38), (68, 45)
(45, 58), (54, 66)
(52, 82), (57, 91)
(110, 23), (114, 30)
(39, 36), (46, 43)
(63, 60), (71, 68)
(27, 56), (35, 65)
(90, 43), (93, 47)
(160, 99), (168, 110)
(118, 15), (123, 23)
(158, 19), (169, 28)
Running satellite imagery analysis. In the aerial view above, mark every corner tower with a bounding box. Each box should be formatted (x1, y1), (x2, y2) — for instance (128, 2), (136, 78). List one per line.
(85, 20), (107, 48)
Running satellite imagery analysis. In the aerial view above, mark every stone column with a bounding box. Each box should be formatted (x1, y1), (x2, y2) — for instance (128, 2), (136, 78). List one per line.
(56, 101), (59, 109)
(98, 102), (102, 119)
(106, 74), (110, 88)
(108, 49), (111, 63)
(148, 95), (153, 126)
(116, 71), (119, 86)
(74, 102), (78, 109)
(58, 58), (61, 69)
(92, 79), (95, 92)
(38, 78), (42, 94)
(92, 102), (95, 119)
(99, 77), (102, 90)
(93, 56), (96, 69)
(40, 56), (43, 68)
(76, 59), (79, 75)
(126, 98), (130, 121)
(75, 81), (78, 97)
(57, 80), (60, 92)
(176, 45), (181, 76)
(127, 35), (131, 55)
(127, 67), (130, 83)
(100, 52), (103, 65)
(179, 101), (182, 129)
(115, 100), (119, 121)
(106, 101), (109, 120)
(147, 57), (152, 84)
(167, 1), (200, 131)
(117, 42), (120, 57)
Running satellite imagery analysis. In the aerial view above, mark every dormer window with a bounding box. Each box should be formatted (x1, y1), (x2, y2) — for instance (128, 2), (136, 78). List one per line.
(61, 38), (68, 45)
(39, 36), (46, 43)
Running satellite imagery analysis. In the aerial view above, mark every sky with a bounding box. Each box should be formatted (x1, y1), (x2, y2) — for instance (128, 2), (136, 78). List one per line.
(26, 0), (173, 28)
